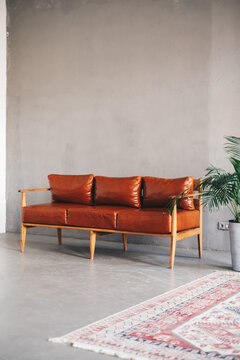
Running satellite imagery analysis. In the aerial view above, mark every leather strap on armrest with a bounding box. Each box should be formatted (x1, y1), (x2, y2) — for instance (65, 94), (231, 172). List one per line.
(181, 192), (202, 198)
(18, 188), (50, 193)
(170, 192), (202, 199)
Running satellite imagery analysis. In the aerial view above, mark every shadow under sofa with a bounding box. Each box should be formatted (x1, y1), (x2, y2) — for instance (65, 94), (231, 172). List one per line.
(19, 174), (202, 269)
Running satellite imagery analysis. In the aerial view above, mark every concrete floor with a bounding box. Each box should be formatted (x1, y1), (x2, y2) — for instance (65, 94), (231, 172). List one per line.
(0, 232), (233, 360)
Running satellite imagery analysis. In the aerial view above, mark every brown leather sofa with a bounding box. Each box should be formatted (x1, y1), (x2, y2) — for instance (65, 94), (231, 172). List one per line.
(19, 175), (202, 268)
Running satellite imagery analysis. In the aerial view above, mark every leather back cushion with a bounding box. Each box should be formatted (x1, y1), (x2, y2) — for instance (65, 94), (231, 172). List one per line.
(48, 174), (94, 205)
(143, 176), (195, 210)
(94, 176), (142, 208)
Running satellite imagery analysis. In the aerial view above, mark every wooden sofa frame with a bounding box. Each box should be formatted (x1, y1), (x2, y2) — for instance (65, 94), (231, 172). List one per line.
(19, 180), (202, 269)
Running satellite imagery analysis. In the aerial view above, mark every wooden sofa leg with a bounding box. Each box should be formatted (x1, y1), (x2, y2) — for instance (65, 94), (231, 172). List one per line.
(57, 228), (62, 245)
(122, 234), (127, 252)
(198, 184), (203, 259)
(170, 203), (177, 269)
(170, 235), (176, 269)
(90, 231), (96, 260)
(20, 224), (27, 252)
(198, 232), (202, 258)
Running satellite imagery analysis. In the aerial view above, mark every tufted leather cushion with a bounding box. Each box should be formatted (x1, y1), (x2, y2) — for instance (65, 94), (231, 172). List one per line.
(94, 176), (142, 208)
(142, 176), (195, 210)
(117, 208), (200, 234)
(48, 174), (94, 205)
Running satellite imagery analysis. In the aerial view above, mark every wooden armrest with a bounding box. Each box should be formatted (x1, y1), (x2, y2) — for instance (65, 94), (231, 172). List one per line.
(19, 188), (50, 209)
(182, 192), (202, 198)
(18, 188), (50, 193)
(170, 192), (202, 200)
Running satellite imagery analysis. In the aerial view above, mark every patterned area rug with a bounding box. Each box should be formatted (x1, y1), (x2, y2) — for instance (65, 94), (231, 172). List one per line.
(49, 271), (240, 359)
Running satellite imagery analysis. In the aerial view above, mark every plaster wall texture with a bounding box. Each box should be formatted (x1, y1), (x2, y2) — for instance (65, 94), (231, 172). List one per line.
(6, 0), (240, 250)
(0, 0), (6, 233)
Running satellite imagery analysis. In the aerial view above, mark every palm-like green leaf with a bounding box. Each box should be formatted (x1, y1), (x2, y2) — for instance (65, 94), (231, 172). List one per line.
(225, 136), (240, 177)
(201, 169), (239, 211)
(224, 136), (240, 162)
(229, 157), (240, 177)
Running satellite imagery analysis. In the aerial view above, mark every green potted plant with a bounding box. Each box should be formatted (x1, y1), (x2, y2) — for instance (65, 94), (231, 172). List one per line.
(199, 136), (240, 271)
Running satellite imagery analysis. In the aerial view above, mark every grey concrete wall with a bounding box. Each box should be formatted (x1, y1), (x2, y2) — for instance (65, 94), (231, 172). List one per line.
(6, 0), (240, 250)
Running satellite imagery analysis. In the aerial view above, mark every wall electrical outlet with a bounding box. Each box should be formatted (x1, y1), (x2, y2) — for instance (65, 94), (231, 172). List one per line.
(218, 221), (229, 231)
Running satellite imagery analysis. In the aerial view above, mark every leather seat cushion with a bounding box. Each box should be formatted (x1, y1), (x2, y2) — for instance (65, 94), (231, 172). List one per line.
(142, 176), (195, 210)
(117, 208), (200, 234)
(94, 176), (142, 208)
(23, 203), (68, 225)
(48, 174), (94, 205)
(67, 204), (130, 230)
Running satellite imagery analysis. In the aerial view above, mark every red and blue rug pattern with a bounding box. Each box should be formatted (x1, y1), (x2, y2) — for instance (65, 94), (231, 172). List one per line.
(49, 271), (240, 359)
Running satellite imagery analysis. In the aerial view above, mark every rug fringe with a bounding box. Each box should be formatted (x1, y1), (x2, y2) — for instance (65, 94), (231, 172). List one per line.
(72, 341), (149, 360)
(49, 337), (148, 360)
(48, 337), (71, 344)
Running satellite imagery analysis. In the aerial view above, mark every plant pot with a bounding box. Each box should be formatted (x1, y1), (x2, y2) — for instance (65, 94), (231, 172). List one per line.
(229, 220), (240, 272)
